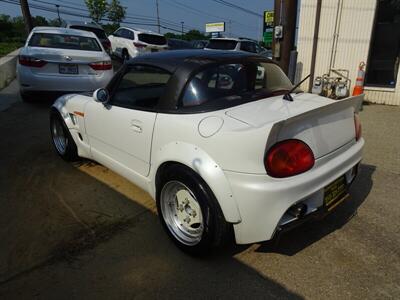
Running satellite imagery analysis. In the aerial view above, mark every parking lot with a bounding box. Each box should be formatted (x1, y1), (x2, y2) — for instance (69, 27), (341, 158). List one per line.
(0, 78), (398, 299)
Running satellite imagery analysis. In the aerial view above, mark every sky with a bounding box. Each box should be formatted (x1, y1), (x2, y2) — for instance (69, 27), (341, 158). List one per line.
(0, 0), (274, 40)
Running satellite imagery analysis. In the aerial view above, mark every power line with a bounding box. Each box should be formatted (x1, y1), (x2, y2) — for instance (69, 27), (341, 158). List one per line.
(3, 0), (259, 38)
(32, 0), (180, 28)
(53, 0), (206, 32)
(210, 0), (262, 17)
(4, 0), (206, 33)
(164, 0), (229, 22)
(161, 0), (258, 35)
(1, 0), (189, 32)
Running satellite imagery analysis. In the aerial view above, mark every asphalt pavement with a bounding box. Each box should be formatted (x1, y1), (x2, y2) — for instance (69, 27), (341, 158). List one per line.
(0, 80), (399, 299)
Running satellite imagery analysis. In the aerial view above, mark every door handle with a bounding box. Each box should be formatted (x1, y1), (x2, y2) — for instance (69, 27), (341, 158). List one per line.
(130, 120), (142, 133)
(131, 125), (142, 133)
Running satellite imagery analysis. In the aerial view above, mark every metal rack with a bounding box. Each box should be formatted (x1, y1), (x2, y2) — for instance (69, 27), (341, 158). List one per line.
(312, 69), (351, 99)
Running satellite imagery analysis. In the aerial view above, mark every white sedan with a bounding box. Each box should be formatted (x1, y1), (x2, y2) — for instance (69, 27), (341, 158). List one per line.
(17, 27), (113, 101)
(50, 50), (364, 254)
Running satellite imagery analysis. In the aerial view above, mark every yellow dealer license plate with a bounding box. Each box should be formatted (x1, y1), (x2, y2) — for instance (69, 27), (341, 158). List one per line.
(324, 176), (349, 211)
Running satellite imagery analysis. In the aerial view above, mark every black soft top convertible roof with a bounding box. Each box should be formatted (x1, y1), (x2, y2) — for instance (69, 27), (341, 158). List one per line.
(128, 49), (272, 73)
(111, 50), (275, 113)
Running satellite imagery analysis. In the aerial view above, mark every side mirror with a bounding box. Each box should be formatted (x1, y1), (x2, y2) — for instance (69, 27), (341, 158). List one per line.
(93, 88), (109, 104)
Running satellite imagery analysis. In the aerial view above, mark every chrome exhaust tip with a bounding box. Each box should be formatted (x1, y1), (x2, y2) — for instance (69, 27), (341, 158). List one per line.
(287, 203), (307, 219)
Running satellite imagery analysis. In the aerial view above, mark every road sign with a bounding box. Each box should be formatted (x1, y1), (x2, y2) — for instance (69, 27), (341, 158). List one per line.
(265, 11), (274, 26)
(206, 22), (225, 33)
(263, 10), (274, 46)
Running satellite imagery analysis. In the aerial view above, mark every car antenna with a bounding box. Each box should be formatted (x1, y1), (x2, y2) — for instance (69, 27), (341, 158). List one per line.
(283, 74), (311, 102)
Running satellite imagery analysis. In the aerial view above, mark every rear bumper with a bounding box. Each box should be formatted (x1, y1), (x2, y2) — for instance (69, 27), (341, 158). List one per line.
(17, 65), (113, 93)
(225, 138), (364, 244)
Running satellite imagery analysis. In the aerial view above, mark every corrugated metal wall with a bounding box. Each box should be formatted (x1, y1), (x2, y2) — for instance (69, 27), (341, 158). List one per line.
(296, 0), (400, 105)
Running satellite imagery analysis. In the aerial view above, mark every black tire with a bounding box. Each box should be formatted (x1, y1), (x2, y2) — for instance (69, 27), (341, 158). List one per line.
(20, 91), (34, 102)
(156, 165), (231, 255)
(122, 49), (130, 62)
(50, 110), (79, 161)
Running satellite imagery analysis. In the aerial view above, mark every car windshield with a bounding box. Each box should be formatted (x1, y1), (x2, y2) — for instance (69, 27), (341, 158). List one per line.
(181, 62), (295, 109)
(28, 33), (102, 51)
(138, 33), (167, 45)
(206, 39), (238, 50)
(69, 25), (107, 39)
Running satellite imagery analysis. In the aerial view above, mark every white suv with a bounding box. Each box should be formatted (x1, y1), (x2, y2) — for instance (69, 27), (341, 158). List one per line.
(108, 27), (168, 60)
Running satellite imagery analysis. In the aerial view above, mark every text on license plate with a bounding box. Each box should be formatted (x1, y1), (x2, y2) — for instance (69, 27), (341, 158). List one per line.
(59, 64), (78, 74)
(324, 176), (348, 211)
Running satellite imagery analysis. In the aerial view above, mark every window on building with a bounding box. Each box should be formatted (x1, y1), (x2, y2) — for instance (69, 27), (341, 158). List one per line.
(365, 0), (400, 87)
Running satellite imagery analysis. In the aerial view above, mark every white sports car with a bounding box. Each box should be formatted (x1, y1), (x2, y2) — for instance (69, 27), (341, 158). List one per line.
(50, 50), (364, 254)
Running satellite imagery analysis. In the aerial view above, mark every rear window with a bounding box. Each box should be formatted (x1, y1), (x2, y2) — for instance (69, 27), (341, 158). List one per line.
(181, 62), (294, 109)
(138, 34), (167, 45)
(69, 26), (107, 39)
(206, 39), (238, 50)
(28, 33), (102, 51)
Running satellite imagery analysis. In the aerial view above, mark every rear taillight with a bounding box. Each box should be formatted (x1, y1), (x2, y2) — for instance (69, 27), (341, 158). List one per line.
(265, 139), (315, 178)
(354, 113), (362, 141)
(89, 61), (112, 71)
(103, 40), (111, 50)
(18, 55), (47, 68)
(133, 42), (147, 48)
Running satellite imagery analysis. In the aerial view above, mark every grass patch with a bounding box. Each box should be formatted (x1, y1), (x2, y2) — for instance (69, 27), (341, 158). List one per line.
(0, 42), (22, 57)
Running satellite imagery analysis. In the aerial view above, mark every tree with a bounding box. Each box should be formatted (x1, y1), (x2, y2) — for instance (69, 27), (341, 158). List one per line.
(48, 18), (62, 27)
(102, 23), (119, 35)
(84, 0), (108, 23)
(164, 30), (209, 41)
(164, 32), (180, 40)
(183, 30), (208, 41)
(108, 0), (126, 26)
(11, 16), (27, 40)
(32, 16), (48, 27)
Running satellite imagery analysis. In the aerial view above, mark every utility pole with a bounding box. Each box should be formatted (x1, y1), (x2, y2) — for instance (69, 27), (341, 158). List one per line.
(20, 0), (33, 34)
(272, 0), (298, 74)
(308, 0), (322, 92)
(181, 21), (184, 37)
(56, 4), (61, 26)
(155, 0), (160, 34)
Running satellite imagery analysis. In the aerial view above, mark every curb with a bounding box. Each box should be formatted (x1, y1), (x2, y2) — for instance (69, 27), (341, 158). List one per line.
(0, 48), (20, 90)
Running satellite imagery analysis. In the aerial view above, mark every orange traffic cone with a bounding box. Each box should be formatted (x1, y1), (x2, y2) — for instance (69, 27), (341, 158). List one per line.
(352, 62), (366, 96)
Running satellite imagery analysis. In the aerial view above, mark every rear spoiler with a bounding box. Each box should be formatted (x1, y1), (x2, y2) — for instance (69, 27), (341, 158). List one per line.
(266, 94), (364, 149)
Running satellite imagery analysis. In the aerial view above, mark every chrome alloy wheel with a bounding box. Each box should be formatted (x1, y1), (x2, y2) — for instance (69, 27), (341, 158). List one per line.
(160, 181), (204, 246)
(51, 117), (68, 155)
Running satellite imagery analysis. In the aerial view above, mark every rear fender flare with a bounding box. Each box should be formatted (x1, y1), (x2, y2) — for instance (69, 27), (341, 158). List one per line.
(149, 142), (242, 224)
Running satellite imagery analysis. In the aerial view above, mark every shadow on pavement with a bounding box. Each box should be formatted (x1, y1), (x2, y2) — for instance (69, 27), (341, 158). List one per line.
(0, 99), (302, 299)
(255, 164), (375, 255)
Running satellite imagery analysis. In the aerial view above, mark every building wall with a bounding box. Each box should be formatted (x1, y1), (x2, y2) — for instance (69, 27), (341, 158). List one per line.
(296, 0), (400, 105)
